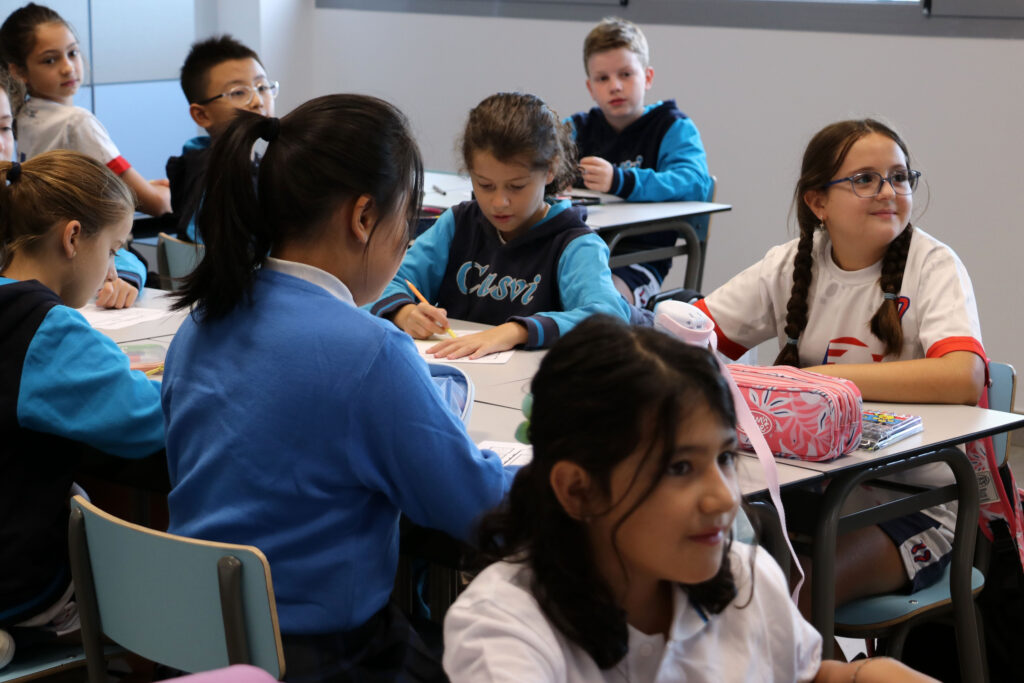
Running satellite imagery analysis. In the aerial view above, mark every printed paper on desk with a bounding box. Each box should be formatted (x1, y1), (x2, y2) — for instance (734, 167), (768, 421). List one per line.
(479, 441), (533, 467)
(79, 304), (172, 330)
(413, 329), (515, 364)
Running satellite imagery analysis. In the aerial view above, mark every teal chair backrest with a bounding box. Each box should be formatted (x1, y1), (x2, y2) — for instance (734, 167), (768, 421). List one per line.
(68, 496), (284, 680)
(156, 232), (205, 291)
(988, 361), (1016, 466)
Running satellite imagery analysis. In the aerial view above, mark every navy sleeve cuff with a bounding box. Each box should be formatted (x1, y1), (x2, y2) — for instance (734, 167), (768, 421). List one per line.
(509, 315), (560, 349)
(116, 270), (143, 289)
(371, 292), (416, 319)
(614, 168), (637, 199)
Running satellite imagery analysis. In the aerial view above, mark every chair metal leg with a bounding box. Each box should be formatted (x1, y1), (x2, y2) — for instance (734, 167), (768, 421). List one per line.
(217, 556), (251, 666)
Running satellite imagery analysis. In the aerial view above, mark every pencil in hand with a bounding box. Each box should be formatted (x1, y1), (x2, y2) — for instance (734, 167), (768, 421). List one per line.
(404, 279), (457, 338)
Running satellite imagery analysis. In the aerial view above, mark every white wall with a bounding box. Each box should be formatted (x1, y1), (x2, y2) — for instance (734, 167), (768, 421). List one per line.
(267, 6), (1024, 404)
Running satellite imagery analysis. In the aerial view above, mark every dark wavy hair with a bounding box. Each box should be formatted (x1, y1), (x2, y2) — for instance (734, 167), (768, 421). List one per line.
(474, 315), (740, 668)
(0, 3), (69, 70)
(172, 94), (423, 318)
(777, 118), (914, 366)
(460, 92), (576, 196)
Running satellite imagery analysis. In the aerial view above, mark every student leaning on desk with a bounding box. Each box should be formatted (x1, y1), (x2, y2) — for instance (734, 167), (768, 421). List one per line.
(692, 118), (1024, 621)
(0, 151), (164, 669)
(564, 17), (714, 307)
(371, 92), (631, 360)
(160, 95), (515, 681)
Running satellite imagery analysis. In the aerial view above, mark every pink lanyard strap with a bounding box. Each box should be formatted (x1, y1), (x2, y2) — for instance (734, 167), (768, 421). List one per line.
(655, 304), (804, 600)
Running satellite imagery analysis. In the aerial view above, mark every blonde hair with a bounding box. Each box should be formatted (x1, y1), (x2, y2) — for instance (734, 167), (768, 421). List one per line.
(0, 150), (136, 268)
(583, 17), (649, 74)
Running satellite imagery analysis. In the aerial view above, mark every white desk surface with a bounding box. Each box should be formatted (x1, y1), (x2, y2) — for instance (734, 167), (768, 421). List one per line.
(467, 401), (819, 495)
(92, 291), (1021, 491)
(782, 401), (1024, 475)
(423, 170), (731, 230)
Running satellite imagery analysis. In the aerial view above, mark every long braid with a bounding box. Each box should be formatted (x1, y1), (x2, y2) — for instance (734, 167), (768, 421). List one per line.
(774, 223), (816, 367)
(869, 225), (913, 356)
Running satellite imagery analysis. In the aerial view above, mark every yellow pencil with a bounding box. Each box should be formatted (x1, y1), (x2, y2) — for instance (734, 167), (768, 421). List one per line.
(144, 363), (164, 377)
(405, 279), (457, 338)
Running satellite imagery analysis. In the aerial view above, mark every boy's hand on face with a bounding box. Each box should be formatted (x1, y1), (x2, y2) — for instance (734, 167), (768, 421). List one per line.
(578, 157), (614, 193)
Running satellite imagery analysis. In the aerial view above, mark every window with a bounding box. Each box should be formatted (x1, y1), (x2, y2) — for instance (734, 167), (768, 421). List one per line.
(316, 0), (1024, 39)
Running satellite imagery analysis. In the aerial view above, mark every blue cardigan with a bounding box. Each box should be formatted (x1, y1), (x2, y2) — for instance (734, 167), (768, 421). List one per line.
(162, 262), (514, 634)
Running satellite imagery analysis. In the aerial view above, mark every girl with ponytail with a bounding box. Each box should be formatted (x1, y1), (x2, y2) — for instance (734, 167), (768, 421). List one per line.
(694, 120), (987, 612)
(161, 95), (514, 681)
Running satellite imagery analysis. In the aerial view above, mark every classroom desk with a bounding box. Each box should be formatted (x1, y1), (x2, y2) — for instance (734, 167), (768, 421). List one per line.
(92, 294), (1015, 678)
(424, 171), (731, 290)
(775, 401), (1024, 676)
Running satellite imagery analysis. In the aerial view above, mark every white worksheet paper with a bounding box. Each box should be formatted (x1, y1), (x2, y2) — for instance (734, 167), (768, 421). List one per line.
(414, 329), (515, 364)
(79, 304), (172, 330)
(479, 440), (533, 467)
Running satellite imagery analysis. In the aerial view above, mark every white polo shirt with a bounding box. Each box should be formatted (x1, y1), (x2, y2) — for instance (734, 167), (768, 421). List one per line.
(16, 96), (130, 174)
(443, 543), (822, 682)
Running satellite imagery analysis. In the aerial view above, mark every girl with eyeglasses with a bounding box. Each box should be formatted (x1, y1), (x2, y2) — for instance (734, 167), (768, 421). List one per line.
(694, 119), (994, 616)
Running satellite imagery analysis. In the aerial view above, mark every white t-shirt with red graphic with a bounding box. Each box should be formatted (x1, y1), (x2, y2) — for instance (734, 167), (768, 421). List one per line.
(696, 227), (985, 368)
(16, 96), (130, 174)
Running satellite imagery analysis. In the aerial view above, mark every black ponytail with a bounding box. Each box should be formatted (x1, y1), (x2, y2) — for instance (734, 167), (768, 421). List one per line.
(173, 94), (423, 318)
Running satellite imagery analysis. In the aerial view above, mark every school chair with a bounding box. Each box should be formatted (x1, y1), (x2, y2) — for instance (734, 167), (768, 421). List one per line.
(67, 496), (286, 682)
(832, 362), (1016, 671)
(156, 232), (205, 291)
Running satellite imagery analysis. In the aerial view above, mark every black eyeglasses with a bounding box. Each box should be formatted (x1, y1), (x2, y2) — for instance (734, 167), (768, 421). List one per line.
(197, 81), (280, 107)
(824, 170), (921, 198)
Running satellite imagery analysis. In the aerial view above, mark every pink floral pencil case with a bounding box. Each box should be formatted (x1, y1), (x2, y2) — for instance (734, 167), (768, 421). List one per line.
(728, 364), (863, 462)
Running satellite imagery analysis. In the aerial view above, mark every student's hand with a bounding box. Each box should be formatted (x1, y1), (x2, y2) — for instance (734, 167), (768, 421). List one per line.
(394, 302), (451, 340)
(426, 322), (527, 360)
(578, 156), (614, 193)
(150, 178), (170, 188)
(96, 276), (139, 309)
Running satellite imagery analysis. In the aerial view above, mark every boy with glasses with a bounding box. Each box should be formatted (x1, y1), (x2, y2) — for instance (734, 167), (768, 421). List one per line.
(168, 35), (278, 242)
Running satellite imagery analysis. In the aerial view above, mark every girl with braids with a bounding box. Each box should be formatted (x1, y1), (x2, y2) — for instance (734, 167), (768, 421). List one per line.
(371, 92), (630, 358)
(161, 95), (514, 681)
(443, 316), (933, 682)
(693, 119), (987, 606)
(0, 151), (163, 664)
